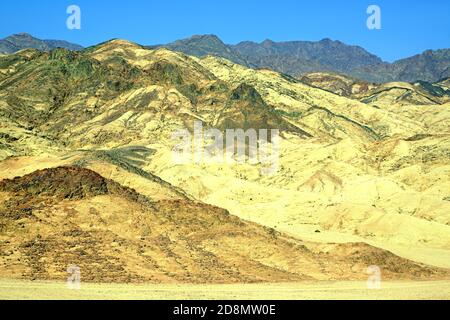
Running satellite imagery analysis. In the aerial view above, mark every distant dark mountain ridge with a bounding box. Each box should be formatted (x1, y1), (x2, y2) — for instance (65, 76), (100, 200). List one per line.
(147, 34), (249, 66)
(0, 33), (83, 54)
(352, 49), (450, 83)
(232, 38), (385, 75)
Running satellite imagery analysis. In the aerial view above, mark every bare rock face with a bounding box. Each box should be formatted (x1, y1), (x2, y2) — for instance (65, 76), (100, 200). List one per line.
(0, 167), (110, 199)
(300, 72), (450, 106)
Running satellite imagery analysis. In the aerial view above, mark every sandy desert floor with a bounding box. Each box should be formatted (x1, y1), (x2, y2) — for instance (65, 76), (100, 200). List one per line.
(0, 279), (449, 300)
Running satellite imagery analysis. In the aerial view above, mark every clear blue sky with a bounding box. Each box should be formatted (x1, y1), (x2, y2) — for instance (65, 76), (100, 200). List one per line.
(0, 0), (449, 62)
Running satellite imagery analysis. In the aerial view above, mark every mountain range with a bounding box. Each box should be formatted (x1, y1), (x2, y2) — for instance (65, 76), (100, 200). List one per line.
(0, 33), (83, 54)
(0, 36), (449, 287)
(151, 34), (450, 83)
(2, 33), (449, 83)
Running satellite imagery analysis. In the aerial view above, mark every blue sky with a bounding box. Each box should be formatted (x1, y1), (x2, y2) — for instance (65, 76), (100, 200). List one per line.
(0, 0), (449, 62)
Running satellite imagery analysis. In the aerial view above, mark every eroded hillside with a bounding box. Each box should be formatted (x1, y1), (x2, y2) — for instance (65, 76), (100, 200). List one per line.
(0, 166), (446, 283)
(0, 41), (449, 282)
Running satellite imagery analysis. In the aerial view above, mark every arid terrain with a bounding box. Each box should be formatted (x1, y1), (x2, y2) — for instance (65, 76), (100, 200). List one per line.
(1, 279), (449, 300)
(0, 38), (449, 299)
